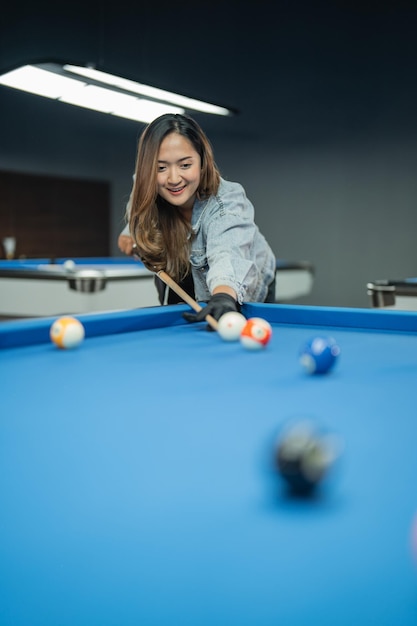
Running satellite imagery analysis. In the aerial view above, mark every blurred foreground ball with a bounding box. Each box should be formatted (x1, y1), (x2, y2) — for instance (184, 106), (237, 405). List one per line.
(274, 420), (340, 495)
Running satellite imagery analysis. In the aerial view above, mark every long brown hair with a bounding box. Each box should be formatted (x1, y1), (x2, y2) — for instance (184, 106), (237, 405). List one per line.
(129, 114), (221, 280)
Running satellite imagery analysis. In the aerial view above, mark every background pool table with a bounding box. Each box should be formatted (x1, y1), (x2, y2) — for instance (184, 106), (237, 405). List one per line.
(0, 257), (314, 317)
(368, 278), (417, 310)
(1, 302), (417, 625)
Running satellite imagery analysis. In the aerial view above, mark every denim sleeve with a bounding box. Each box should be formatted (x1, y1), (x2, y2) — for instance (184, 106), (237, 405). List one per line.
(203, 184), (273, 303)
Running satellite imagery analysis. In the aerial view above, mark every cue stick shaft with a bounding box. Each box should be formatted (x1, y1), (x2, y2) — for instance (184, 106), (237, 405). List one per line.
(157, 270), (219, 331)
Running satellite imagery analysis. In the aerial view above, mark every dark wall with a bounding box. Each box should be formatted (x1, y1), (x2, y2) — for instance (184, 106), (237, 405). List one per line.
(1, 2), (417, 306)
(0, 170), (110, 258)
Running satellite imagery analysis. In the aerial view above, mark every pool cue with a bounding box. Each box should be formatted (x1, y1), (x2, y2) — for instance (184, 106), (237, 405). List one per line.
(157, 270), (219, 331)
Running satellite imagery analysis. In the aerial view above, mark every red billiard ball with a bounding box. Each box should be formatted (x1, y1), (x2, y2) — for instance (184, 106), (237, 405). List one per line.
(299, 336), (340, 374)
(240, 317), (272, 350)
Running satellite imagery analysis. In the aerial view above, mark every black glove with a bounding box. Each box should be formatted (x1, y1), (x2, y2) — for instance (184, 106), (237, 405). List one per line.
(183, 293), (239, 323)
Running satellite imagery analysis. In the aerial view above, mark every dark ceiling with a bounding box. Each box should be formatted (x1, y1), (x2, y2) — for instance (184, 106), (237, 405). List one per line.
(1, 1), (417, 146)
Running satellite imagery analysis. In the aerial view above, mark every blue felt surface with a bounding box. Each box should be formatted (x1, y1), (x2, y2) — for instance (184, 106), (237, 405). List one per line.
(1, 305), (417, 625)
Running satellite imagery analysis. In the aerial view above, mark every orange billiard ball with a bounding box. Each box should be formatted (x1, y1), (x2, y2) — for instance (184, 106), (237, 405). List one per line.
(240, 317), (272, 350)
(50, 316), (85, 349)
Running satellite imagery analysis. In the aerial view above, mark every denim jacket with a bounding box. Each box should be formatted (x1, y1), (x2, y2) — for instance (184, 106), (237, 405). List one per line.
(190, 178), (276, 304)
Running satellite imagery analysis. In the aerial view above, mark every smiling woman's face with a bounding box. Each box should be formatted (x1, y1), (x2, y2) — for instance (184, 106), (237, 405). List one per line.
(156, 132), (201, 213)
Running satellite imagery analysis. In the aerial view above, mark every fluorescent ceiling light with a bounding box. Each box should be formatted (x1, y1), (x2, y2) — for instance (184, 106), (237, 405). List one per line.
(0, 65), (82, 99)
(0, 62), (235, 124)
(64, 64), (232, 116)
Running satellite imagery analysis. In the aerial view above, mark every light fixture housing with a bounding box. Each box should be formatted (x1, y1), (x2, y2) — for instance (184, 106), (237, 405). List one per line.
(0, 61), (236, 124)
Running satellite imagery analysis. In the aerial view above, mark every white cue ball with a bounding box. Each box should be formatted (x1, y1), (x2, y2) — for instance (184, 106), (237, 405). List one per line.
(63, 259), (76, 271)
(217, 311), (247, 341)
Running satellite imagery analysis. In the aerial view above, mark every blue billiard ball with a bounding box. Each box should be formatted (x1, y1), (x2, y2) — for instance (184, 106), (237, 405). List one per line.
(299, 336), (340, 374)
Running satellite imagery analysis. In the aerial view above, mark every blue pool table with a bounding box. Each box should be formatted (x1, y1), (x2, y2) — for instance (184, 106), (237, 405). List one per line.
(0, 257), (314, 317)
(0, 257), (159, 316)
(1, 303), (417, 625)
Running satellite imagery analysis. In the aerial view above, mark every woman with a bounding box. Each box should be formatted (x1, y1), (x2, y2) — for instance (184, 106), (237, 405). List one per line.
(123, 113), (276, 322)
